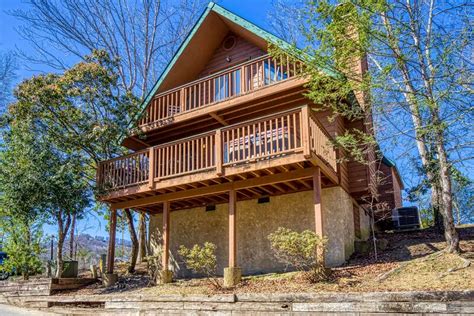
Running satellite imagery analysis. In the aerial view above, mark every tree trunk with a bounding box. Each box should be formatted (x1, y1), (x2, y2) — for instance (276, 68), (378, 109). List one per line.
(69, 213), (76, 260)
(55, 211), (72, 278)
(433, 118), (460, 253)
(23, 227), (32, 280)
(137, 212), (147, 263)
(124, 209), (138, 273)
(379, 12), (447, 235)
(432, 187), (444, 233)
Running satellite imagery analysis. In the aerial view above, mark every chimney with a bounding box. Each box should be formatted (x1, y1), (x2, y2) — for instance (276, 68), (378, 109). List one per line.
(335, 3), (378, 202)
(334, 3), (370, 111)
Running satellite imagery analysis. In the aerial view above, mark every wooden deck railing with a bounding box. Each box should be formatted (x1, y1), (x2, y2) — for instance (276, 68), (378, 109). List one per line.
(138, 54), (303, 128)
(308, 112), (337, 171)
(97, 149), (150, 189)
(221, 110), (302, 166)
(98, 107), (336, 191)
(153, 132), (216, 180)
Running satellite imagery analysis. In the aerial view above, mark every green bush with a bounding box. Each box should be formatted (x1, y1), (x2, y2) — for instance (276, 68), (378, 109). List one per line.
(2, 223), (44, 280)
(178, 242), (221, 289)
(268, 227), (329, 282)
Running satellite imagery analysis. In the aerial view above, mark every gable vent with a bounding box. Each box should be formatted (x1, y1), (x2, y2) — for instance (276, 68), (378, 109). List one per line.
(222, 35), (237, 51)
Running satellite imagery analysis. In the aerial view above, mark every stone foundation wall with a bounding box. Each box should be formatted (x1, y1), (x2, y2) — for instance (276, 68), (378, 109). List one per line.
(149, 186), (368, 277)
(359, 206), (371, 240)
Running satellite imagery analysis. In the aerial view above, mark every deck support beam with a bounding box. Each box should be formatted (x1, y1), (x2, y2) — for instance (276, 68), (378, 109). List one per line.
(224, 189), (241, 287)
(160, 201), (173, 283)
(313, 167), (325, 265)
(104, 208), (118, 286)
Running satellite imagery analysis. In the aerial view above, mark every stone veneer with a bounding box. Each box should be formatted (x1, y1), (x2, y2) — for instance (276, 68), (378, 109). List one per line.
(149, 186), (370, 277)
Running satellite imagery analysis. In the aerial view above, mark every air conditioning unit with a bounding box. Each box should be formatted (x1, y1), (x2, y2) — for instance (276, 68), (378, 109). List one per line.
(392, 206), (421, 230)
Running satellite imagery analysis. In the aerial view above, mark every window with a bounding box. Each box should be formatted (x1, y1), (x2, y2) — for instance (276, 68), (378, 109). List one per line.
(214, 69), (241, 102)
(263, 60), (288, 85)
(258, 196), (270, 204)
(222, 36), (237, 51)
(205, 204), (216, 212)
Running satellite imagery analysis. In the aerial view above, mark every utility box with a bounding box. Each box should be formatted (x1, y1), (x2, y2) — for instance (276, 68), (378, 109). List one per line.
(61, 260), (79, 278)
(392, 207), (421, 230)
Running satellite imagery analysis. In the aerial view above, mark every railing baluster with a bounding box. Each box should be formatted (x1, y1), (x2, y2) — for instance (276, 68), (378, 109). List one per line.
(252, 123), (257, 159)
(282, 116), (286, 151)
(156, 148), (161, 181)
(184, 140), (188, 173)
(190, 138), (194, 171)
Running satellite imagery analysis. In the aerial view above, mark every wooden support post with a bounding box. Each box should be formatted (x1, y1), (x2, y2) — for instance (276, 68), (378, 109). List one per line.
(228, 189), (236, 268)
(216, 129), (223, 176)
(148, 147), (155, 189)
(312, 167), (325, 265)
(313, 167), (323, 236)
(224, 189), (241, 287)
(160, 201), (173, 283)
(162, 201), (170, 270)
(107, 209), (117, 274)
(301, 105), (311, 158)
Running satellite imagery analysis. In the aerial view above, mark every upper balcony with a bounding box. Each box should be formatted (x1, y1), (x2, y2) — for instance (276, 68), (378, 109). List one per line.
(98, 106), (339, 210)
(124, 55), (307, 150)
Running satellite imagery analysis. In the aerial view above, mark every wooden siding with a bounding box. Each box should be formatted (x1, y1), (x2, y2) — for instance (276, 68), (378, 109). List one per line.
(344, 118), (370, 196)
(376, 162), (403, 223)
(198, 33), (265, 78)
(378, 162), (395, 210)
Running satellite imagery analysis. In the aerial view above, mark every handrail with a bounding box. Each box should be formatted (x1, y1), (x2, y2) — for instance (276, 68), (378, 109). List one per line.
(155, 130), (215, 149)
(221, 108), (301, 132)
(103, 148), (149, 163)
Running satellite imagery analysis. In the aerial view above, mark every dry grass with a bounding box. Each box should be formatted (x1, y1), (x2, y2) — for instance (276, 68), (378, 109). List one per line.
(59, 227), (474, 296)
(138, 251), (473, 296)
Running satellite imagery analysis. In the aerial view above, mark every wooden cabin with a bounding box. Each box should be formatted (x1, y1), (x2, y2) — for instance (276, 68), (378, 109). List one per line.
(97, 3), (402, 285)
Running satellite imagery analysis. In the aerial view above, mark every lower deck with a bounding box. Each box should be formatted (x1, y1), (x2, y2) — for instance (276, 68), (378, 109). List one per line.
(148, 187), (371, 277)
(98, 106), (339, 212)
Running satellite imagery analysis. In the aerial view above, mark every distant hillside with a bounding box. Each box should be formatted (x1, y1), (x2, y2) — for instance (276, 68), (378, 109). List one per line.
(40, 233), (132, 268)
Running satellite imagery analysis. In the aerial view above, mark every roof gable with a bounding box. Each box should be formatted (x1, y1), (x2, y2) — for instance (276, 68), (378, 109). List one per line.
(198, 32), (265, 78)
(129, 2), (295, 131)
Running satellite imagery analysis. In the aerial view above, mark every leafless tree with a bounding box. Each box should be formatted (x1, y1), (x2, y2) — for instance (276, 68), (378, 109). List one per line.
(0, 52), (17, 110)
(270, 1), (473, 252)
(12, 0), (205, 98)
(267, 0), (305, 44)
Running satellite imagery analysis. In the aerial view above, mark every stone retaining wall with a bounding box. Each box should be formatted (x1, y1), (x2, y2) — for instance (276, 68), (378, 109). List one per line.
(5, 291), (474, 315)
(0, 278), (97, 300)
